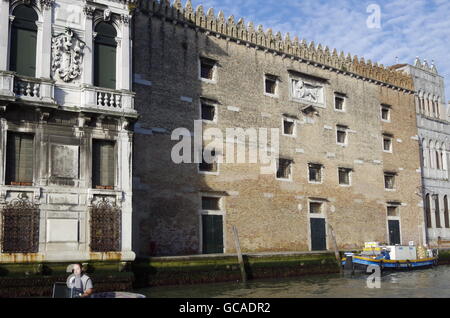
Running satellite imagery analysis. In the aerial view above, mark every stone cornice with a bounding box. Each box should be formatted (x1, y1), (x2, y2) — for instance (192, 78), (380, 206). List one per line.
(139, 0), (414, 92)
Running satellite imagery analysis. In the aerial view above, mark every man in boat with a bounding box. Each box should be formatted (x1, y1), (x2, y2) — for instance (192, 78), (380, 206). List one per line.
(67, 263), (94, 298)
(375, 248), (391, 260)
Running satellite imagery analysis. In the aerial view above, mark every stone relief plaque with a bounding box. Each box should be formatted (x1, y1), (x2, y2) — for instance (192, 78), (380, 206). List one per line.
(291, 78), (324, 106)
(51, 145), (79, 179)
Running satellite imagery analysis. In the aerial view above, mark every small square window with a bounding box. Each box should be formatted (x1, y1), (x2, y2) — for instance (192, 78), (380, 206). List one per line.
(309, 202), (323, 214)
(202, 197), (220, 210)
(277, 159), (293, 180)
(199, 148), (218, 173)
(338, 168), (351, 186)
(201, 102), (216, 121)
(381, 105), (391, 121)
(309, 164), (323, 183)
(283, 118), (295, 136)
(384, 173), (396, 190)
(335, 95), (345, 111)
(337, 126), (348, 145)
(383, 135), (393, 152)
(200, 58), (216, 80)
(265, 75), (278, 95)
(387, 205), (400, 217)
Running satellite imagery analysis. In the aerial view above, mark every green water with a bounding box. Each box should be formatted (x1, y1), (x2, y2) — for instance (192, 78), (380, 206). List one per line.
(135, 266), (450, 298)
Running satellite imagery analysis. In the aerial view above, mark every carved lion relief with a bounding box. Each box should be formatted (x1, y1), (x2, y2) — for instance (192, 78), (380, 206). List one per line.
(51, 28), (85, 83)
(291, 79), (324, 106)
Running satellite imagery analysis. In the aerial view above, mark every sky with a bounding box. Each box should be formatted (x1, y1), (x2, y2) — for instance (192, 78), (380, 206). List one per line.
(189, 0), (450, 100)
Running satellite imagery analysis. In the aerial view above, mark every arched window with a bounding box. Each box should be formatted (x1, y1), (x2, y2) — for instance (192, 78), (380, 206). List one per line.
(434, 195), (441, 228)
(442, 143), (448, 171)
(425, 194), (432, 229)
(10, 5), (38, 77)
(94, 22), (117, 89)
(436, 150), (441, 170)
(429, 140), (435, 169)
(422, 139), (428, 168)
(444, 196), (449, 229)
(436, 98), (441, 118)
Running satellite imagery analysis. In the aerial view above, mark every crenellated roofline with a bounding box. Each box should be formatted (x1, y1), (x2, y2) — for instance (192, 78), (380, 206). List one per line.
(138, 0), (414, 92)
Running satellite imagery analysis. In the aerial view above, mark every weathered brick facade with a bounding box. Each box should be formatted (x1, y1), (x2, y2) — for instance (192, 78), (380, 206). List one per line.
(132, 1), (424, 257)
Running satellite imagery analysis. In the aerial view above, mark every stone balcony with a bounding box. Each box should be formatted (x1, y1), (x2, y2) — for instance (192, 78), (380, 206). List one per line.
(0, 71), (56, 106)
(0, 70), (137, 118)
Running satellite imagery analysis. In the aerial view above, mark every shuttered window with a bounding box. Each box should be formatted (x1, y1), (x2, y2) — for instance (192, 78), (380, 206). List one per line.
(10, 5), (38, 77)
(94, 22), (117, 89)
(6, 133), (34, 185)
(92, 140), (115, 189)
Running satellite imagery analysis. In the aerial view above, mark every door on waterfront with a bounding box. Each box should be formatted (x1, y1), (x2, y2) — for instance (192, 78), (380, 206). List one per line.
(310, 218), (327, 251)
(388, 220), (401, 245)
(202, 215), (223, 254)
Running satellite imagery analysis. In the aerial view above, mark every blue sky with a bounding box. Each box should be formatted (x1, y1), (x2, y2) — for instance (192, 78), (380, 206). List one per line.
(190, 0), (450, 100)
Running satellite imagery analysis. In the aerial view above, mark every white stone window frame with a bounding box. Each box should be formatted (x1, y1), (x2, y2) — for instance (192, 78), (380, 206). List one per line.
(7, 1), (44, 78)
(336, 125), (348, 147)
(199, 99), (218, 123)
(308, 200), (326, 216)
(308, 163), (324, 184)
(198, 147), (220, 176)
(198, 193), (226, 254)
(383, 134), (394, 153)
(387, 203), (401, 218)
(334, 93), (346, 112)
(338, 167), (352, 187)
(3, 126), (38, 188)
(384, 172), (397, 192)
(264, 74), (279, 98)
(90, 134), (119, 191)
(276, 158), (294, 182)
(198, 56), (218, 84)
(282, 117), (297, 138)
(289, 75), (326, 109)
(381, 104), (392, 123)
(92, 17), (126, 91)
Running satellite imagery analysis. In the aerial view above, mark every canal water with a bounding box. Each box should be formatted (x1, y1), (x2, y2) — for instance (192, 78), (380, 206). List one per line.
(135, 265), (450, 298)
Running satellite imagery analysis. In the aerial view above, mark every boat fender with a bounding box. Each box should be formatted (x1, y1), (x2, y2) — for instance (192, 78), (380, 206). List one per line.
(433, 259), (438, 266)
(380, 260), (384, 271)
(396, 261), (400, 269)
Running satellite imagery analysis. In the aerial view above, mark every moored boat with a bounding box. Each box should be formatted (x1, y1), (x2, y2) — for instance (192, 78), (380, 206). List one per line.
(342, 242), (439, 272)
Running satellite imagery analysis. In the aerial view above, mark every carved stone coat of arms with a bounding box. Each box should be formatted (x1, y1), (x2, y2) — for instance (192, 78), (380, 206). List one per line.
(51, 28), (85, 82)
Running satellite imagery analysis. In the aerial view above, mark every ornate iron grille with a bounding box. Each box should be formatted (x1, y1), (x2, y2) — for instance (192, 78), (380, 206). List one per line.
(1, 193), (39, 253)
(90, 197), (121, 252)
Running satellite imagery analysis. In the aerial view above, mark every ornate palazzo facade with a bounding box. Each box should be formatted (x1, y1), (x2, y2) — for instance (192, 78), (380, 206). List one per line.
(396, 60), (450, 245)
(0, 0), (137, 263)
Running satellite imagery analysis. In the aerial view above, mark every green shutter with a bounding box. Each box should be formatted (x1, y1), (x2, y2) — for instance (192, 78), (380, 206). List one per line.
(6, 133), (33, 184)
(92, 140), (115, 188)
(94, 43), (117, 89)
(202, 215), (224, 254)
(10, 26), (37, 77)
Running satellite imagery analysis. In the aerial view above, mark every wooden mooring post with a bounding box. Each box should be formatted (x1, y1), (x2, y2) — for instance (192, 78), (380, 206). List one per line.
(328, 223), (342, 272)
(232, 225), (247, 283)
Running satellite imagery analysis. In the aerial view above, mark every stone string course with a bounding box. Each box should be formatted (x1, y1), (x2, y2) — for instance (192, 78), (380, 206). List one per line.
(138, 0), (414, 92)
